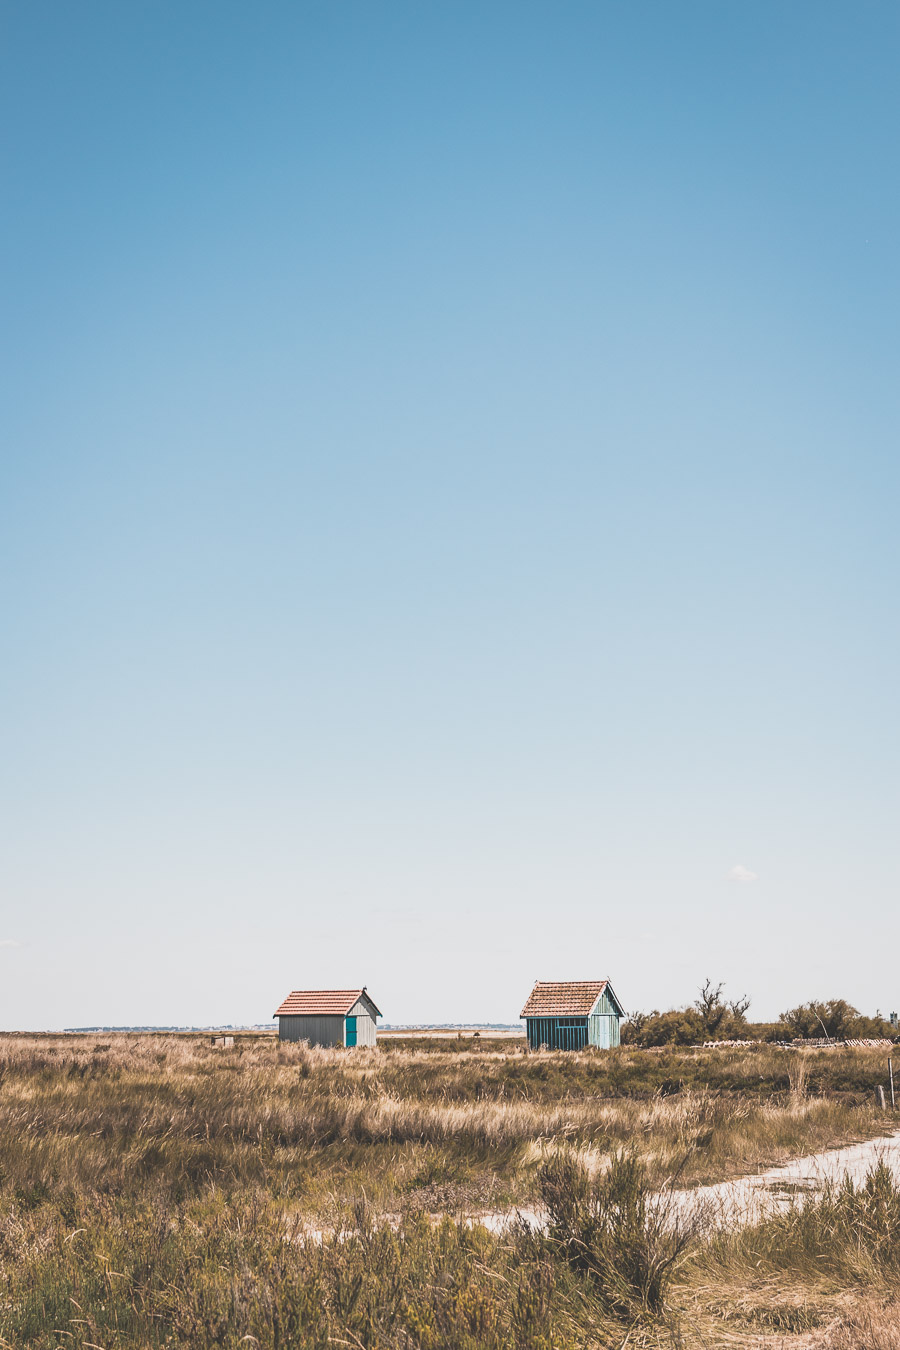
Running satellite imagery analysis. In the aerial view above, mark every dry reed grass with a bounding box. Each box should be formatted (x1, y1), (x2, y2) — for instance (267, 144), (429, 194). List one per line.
(0, 1033), (897, 1347)
(817, 1297), (900, 1348)
(0, 1034), (891, 1208)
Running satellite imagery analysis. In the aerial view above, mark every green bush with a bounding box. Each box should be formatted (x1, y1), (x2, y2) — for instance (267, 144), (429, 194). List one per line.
(621, 1008), (707, 1047)
(779, 999), (898, 1041)
(780, 999), (861, 1040)
(538, 1149), (696, 1316)
(623, 981), (753, 1046)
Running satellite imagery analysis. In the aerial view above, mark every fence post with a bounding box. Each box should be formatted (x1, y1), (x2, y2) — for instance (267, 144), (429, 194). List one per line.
(877, 1085), (887, 1111)
(890, 1057), (895, 1110)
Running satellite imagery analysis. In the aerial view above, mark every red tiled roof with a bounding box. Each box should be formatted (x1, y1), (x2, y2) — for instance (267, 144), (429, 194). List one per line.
(274, 989), (381, 1018)
(520, 980), (609, 1018)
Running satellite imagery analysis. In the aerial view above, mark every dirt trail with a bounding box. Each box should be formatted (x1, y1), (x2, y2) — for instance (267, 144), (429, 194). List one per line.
(475, 1128), (900, 1234)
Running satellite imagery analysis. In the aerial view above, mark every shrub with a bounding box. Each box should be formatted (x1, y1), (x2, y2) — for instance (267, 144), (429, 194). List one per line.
(621, 1008), (706, 1047)
(778, 1000), (898, 1042)
(622, 983), (752, 1047)
(780, 999), (861, 1040)
(695, 980), (750, 1038)
(538, 1149), (696, 1316)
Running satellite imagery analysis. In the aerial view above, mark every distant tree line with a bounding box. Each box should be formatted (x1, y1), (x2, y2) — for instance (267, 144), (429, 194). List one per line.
(620, 982), (897, 1048)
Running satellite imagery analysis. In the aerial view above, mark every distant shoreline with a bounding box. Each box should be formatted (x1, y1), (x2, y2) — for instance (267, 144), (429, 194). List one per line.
(34, 1023), (528, 1036)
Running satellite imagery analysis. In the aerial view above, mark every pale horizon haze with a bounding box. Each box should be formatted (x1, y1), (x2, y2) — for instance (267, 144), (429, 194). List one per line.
(2, 2), (898, 1029)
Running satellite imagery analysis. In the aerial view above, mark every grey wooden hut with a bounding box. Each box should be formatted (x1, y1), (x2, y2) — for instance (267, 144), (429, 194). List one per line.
(273, 988), (381, 1047)
(520, 979), (623, 1050)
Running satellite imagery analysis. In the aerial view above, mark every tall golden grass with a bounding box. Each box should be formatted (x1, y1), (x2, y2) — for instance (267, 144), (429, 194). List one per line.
(0, 1033), (896, 1347)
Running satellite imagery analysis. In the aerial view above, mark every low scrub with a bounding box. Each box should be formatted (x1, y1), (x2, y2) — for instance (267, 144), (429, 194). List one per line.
(539, 1149), (696, 1316)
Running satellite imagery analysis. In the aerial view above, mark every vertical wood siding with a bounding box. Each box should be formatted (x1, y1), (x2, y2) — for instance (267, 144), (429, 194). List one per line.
(587, 1014), (620, 1048)
(277, 1007), (378, 1047)
(526, 1018), (588, 1049)
(277, 1015), (345, 1046)
(526, 1012), (621, 1050)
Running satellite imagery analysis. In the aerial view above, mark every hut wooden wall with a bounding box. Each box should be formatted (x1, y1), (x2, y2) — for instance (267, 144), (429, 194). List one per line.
(277, 1015), (345, 1046)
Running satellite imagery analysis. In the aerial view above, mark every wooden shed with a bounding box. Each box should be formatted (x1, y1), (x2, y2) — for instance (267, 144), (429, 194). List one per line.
(273, 988), (381, 1047)
(520, 979), (623, 1050)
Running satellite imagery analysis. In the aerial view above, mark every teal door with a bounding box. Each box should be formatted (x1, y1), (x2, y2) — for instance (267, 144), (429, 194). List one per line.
(345, 1016), (357, 1047)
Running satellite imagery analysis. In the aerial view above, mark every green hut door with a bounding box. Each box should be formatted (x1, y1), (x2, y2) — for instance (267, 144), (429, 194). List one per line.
(345, 1016), (357, 1047)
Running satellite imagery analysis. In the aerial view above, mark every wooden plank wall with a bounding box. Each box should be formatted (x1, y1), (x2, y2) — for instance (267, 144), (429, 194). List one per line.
(277, 1015), (345, 1046)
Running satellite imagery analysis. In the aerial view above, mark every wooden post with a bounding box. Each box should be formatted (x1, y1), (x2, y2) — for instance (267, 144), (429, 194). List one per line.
(890, 1058), (895, 1110)
(877, 1085), (887, 1111)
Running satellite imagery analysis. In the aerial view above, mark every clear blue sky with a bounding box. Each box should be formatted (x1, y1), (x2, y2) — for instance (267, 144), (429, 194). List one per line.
(2, 2), (897, 1028)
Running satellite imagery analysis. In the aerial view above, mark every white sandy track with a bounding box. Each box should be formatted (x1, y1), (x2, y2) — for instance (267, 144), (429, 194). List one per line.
(475, 1129), (900, 1235)
(674, 1130), (900, 1227)
(299, 1130), (900, 1243)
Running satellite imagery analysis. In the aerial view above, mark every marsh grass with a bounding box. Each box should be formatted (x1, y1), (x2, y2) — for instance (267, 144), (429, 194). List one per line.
(818, 1297), (900, 1348)
(705, 1160), (900, 1283)
(0, 1034), (891, 1224)
(0, 1034), (897, 1347)
(682, 1160), (900, 1343)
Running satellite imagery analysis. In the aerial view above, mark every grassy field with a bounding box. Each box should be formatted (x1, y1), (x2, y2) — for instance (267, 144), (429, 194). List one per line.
(1, 1032), (899, 1347)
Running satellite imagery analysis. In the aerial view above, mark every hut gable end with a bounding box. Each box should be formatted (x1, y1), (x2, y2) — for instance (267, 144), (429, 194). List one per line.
(347, 991), (381, 1021)
(594, 983), (624, 1019)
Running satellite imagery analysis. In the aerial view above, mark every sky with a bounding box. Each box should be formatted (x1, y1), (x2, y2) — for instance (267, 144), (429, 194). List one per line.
(1, 2), (898, 1029)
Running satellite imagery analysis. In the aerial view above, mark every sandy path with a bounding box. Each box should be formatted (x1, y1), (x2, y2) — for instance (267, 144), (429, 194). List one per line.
(475, 1128), (900, 1234)
(299, 1129), (900, 1243)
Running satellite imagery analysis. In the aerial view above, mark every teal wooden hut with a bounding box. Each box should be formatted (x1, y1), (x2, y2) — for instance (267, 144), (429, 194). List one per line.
(521, 979), (623, 1050)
